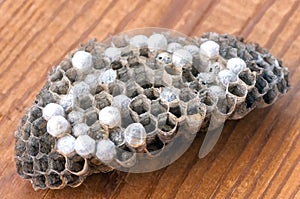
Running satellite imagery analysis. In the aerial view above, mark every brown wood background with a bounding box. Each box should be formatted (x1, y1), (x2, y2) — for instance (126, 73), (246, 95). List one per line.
(0, 0), (299, 198)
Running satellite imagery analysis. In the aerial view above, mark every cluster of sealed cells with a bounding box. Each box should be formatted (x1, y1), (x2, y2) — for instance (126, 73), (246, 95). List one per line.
(14, 31), (289, 190)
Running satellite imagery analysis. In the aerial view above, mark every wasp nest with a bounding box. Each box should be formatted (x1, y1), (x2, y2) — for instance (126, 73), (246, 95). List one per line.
(14, 30), (290, 190)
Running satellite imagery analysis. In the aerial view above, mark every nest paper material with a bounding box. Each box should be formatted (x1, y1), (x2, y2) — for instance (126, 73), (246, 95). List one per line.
(14, 29), (290, 190)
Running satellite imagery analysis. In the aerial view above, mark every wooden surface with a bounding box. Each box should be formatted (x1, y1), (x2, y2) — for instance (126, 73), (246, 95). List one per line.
(0, 0), (299, 198)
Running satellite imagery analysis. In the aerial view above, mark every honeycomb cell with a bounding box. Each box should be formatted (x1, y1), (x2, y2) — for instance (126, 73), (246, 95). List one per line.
(22, 155), (34, 175)
(157, 113), (178, 142)
(49, 152), (66, 173)
(32, 175), (47, 190)
(139, 113), (157, 139)
(27, 137), (40, 157)
(67, 154), (87, 175)
(47, 172), (63, 188)
(94, 92), (113, 110)
(33, 155), (49, 173)
(129, 94), (151, 115)
(150, 100), (168, 117)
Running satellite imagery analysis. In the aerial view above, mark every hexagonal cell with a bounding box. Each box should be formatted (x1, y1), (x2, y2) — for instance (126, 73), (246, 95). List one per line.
(65, 68), (78, 83)
(64, 173), (83, 188)
(22, 155), (34, 175)
(153, 68), (172, 87)
(255, 75), (269, 95)
(21, 123), (31, 141)
(139, 112), (157, 139)
(49, 68), (64, 82)
(48, 152), (66, 173)
(169, 101), (186, 119)
(127, 55), (140, 67)
(157, 112), (178, 142)
(28, 106), (42, 122)
(129, 95), (151, 115)
(121, 111), (136, 128)
(77, 95), (93, 110)
(68, 111), (84, 125)
(171, 75), (187, 89)
(238, 69), (256, 87)
(227, 82), (247, 102)
(84, 73), (100, 94)
(263, 86), (278, 105)
(182, 68), (196, 83)
(125, 80), (143, 98)
(33, 155), (49, 173)
(245, 91), (258, 109)
(47, 172), (63, 189)
(66, 154), (87, 175)
(108, 81), (126, 96)
(139, 47), (150, 58)
(94, 92), (113, 110)
(144, 87), (160, 100)
(115, 147), (136, 168)
(145, 135), (164, 156)
(133, 64), (155, 88)
(27, 137), (40, 157)
(84, 109), (98, 126)
(186, 99), (206, 117)
(32, 175), (47, 189)
(247, 62), (264, 75)
(151, 100), (168, 117)
(277, 79), (289, 94)
(50, 80), (69, 95)
(109, 127), (125, 147)
(216, 95), (236, 115)
(184, 99), (207, 133)
(179, 88), (197, 102)
(39, 133), (55, 154)
(199, 90), (217, 112)
(117, 67), (132, 82)
(15, 139), (26, 157)
(35, 87), (56, 107)
(262, 70), (278, 84)
(89, 121), (106, 140)
(273, 65), (284, 79)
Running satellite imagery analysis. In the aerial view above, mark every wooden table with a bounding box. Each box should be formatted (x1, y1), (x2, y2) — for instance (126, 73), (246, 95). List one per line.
(0, 0), (299, 198)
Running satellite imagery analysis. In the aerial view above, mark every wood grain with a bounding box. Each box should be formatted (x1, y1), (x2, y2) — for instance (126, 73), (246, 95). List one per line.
(0, 0), (299, 198)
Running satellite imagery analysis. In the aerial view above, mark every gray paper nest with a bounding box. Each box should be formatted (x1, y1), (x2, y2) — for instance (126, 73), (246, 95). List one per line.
(14, 29), (290, 190)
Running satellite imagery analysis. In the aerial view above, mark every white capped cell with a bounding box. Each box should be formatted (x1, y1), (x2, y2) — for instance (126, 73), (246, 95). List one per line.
(99, 69), (117, 84)
(71, 82), (90, 97)
(184, 45), (200, 56)
(56, 134), (76, 155)
(71, 51), (93, 70)
(72, 123), (89, 137)
(160, 87), (178, 102)
(129, 35), (148, 48)
(218, 69), (237, 86)
(98, 106), (121, 128)
(167, 42), (182, 53)
(172, 49), (193, 67)
(47, 115), (70, 137)
(104, 47), (121, 61)
(147, 34), (168, 51)
(96, 139), (117, 163)
(43, 103), (65, 121)
(74, 135), (96, 157)
(59, 94), (74, 111)
(112, 94), (131, 111)
(124, 123), (147, 148)
(227, 57), (247, 74)
(200, 40), (220, 58)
